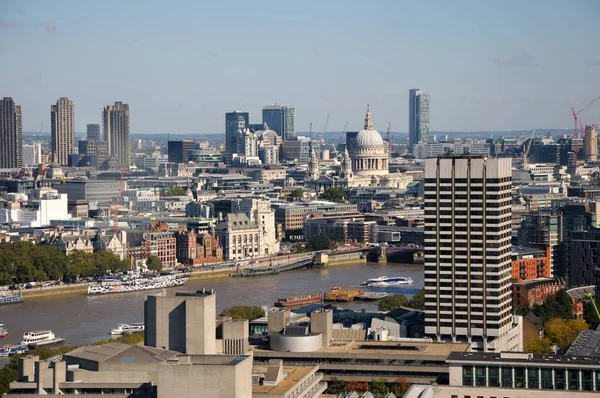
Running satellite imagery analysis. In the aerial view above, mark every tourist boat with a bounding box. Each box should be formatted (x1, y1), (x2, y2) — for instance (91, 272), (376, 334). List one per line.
(324, 288), (362, 302)
(87, 273), (189, 295)
(21, 330), (65, 348)
(0, 291), (23, 305)
(111, 322), (145, 336)
(356, 292), (389, 301)
(1, 344), (28, 356)
(274, 293), (322, 307)
(0, 324), (9, 338)
(361, 276), (414, 287)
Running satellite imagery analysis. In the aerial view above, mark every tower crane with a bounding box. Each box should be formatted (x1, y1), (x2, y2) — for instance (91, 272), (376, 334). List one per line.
(522, 130), (536, 167)
(571, 96), (600, 166)
(387, 122), (392, 159)
(318, 114), (330, 147)
(112, 164), (126, 235)
(337, 121), (349, 147)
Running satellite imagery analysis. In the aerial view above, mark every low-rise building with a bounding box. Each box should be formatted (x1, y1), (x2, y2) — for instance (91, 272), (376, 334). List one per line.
(143, 231), (176, 268)
(512, 278), (566, 308)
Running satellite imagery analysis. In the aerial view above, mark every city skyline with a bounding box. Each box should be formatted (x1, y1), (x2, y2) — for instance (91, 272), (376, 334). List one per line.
(1, 0), (599, 134)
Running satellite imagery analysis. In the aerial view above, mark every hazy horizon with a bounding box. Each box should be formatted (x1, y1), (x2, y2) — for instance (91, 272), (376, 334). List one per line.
(2, 0), (599, 134)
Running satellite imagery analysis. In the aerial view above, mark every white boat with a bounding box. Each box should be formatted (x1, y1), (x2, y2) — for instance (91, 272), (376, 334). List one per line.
(21, 330), (65, 348)
(111, 322), (145, 336)
(361, 276), (414, 287)
(88, 273), (189, 295)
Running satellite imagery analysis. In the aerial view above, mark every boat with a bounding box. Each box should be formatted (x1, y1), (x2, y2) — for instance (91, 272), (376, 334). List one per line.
(356, 292), (389, 301)
(87, 273), (189, 295)
(324, 288), (362, 302)
(274, 293), (322, 307)
(0, 344), (28, 356)
(361, 276), (413, 287)
(111, 322), (145, 336)
(0, 291), (23, 305)
(0, 324), (9, 338)
(21, 330), (65, 348)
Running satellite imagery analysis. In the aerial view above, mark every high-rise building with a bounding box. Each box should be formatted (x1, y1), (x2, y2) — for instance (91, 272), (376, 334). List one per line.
(225, 111), (249, 157)
(50, 97), (75, 166)
(409, 89), (430, 154)
(102, 102), (130, 166)
(584, 124), (598, 162)
(0, 97), (22, 168)
(86, 123), (101, 142)
(424, 156), (522, 352)
(262, 104), (296, 141)
(167, 140), (196, 163)
(22, 142), (42, 166)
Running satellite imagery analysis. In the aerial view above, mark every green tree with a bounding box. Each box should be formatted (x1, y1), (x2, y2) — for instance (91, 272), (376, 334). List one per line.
(290, 188), (304, 199)
(369, 378), (389, 394)
(146, 256), (163, 273)
(378, 294), (408, 311)
(526, 337), (553, 354)
(545, 318), (589, 352)
(325, 378), (346, 394)
(406, 289), (425, 310)
(220, 305), (265, 321)
(307, 236), (331, 251)
(319, 187), (347, 203)
(532, 290), (573, 321)
(583, 300), (600, 325)
(164, 186), (186, 196)
(66, 250), (95, 279)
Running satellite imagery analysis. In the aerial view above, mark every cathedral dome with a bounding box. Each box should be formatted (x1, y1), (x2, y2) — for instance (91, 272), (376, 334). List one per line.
(355, 105), (384, 148)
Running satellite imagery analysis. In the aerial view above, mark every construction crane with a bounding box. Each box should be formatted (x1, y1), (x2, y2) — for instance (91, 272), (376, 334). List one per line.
(387, 122), (392, 159)
(570, 96), (600, 166)
(584, 292), (600, 321)
(112, 164), (126, 235)
(522, 130), (536, 167)
(337, 121), (349, 147)
(318, 114), (330, 147)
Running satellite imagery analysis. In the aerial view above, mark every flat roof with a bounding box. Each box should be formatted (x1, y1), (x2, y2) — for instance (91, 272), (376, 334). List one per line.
(447, 351), (600, 367)
(252, 365), (313, 395)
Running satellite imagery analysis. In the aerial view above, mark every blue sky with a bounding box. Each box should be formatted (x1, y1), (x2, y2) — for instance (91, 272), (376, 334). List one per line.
(1, 0), (599, 134)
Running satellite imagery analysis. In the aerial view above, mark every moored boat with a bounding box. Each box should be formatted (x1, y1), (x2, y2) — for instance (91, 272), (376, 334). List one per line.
(111, 322), (145, 335)
(274, 293), (322, 307)
(21, 330), (65, 348)
(324, 288), (362, 302)
(0, 324), (9, 338)
(0, 291), (23, 305)
(356, 292), (389, 301)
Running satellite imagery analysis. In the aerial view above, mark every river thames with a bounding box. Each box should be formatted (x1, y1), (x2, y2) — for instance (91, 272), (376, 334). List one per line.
(0, 262), (423, 350)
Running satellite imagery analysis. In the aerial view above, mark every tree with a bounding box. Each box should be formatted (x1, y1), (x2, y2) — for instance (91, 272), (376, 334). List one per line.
(391, 377), (411, 396)
(369, 378), (388, 394)
(164, 186), (186, 196)
(290, 188), (304, 199)
(583, 300), (600, 326)
(308, 236), (331, 251)
(545, 318), (589, 352)
(532, 290), (573, 321)
(319, 187), (347, 203)
(346, 379), (369, 394)
(526, 337), (553, 354)
(325, 378), (346, 394)
(406, 289), (425, 310)
(146, 256), (163, 273)
(220, 305), (265, 321)
(378, 294), (408, 311)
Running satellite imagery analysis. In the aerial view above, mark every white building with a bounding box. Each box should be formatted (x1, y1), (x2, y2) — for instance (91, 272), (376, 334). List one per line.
(215, 197), (279, 260)
(22, 142), (42, 166)
(342, 106), (413, 189)
(424, 156), (522, 352)
(0, 188), (71, 227)
(121, 189), (160, 212)
(413, 141), (490, 159)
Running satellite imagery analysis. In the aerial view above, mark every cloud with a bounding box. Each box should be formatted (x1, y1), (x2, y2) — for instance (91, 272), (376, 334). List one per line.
(585, 59), (600, 67)
(0, 20), (22, 29)
(36, 20), (56, 33)
(489, 95), (503, 103)
(490, 53), (535, 67)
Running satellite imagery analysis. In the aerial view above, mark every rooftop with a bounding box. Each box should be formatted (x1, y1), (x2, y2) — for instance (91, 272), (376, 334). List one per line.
(447, 351), (600, 367)
(66, 343), (179, 364)
(252, 365), (314, 395)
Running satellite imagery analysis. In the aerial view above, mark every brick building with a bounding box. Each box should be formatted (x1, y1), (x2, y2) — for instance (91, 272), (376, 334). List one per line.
(512, 278), (566, 308)
(175, 229), (223, 266)
(143, 231), (176, 268)
(511, 246), (552, 283)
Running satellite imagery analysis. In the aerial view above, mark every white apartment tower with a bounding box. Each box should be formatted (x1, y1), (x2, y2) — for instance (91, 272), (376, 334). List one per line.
(51, 97), (75, 166)
(424, 156), (522, 352)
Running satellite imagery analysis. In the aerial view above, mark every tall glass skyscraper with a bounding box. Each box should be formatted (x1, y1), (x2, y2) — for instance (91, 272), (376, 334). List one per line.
(409, 89), (430, 154)
(262, 104), (295, 141)
(225, 111), (249, 156)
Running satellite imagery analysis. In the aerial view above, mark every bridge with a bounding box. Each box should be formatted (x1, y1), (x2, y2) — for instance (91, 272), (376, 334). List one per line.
(322, 245), (423, 264)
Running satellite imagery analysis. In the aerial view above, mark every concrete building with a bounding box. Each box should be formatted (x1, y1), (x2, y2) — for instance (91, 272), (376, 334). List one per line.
(86, 123), (101, 142)
(167, 139), (196, 163)
(55, 180), (121, 205)
(0, 97), (23, 168)
(78, 139), (107, 168)
(409, 88), (430, 154)
(145, 289), (217, 355)
(22, 142), (41, 166)
(570, 228), (600, 287)
(424, 156), (523, 352)
(0, 188), (71, 227)
(103, 102), (130, 166)
(262, 104), (296, 141)
(584, 124), (598, 162)
(225, 111), (249, 158)
(51, 97), (75, 166)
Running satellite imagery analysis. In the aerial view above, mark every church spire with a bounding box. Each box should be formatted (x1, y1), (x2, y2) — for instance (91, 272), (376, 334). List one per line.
(364, 104), (373, 130)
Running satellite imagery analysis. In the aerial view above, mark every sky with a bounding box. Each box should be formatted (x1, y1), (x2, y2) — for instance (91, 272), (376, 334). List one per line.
(1, 0), (599, 134)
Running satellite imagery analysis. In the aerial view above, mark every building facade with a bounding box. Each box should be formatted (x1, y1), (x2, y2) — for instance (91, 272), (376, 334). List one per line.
(424, 156), (522, 352)
(102, 102), (130, 166)
(51, 97), (75, 166)
(0, 97), (23, 168)
(143, 231), (177, 268)
(167, 140), (196, 163)
(262, 105), (295, 141)
(225, 111), (249, 158)
(86, 123), (101, 142)
(22, 142), (41, 166)
(584, 124), (598, 162)
(409, 89), (430, 154)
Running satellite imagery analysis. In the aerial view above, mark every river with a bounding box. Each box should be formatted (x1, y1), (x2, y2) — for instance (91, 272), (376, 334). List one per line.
(0, 262), (423, 355)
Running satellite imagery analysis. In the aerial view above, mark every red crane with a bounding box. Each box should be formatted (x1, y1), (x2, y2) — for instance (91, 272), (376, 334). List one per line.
(112, 164), (126, 235)
(571, 96), (600, 165)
